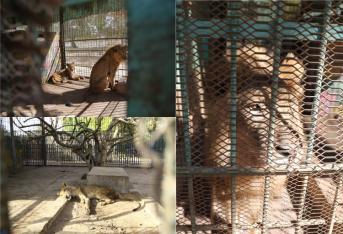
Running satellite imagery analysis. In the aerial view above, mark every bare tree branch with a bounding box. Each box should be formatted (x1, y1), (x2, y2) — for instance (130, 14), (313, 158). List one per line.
(15, 117), (138, 169)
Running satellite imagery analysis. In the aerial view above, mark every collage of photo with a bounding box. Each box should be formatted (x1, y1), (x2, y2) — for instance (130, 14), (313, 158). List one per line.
(1, 0), (342, 233)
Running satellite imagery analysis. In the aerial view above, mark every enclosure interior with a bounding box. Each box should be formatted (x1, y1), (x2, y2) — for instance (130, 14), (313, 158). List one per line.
(46, 0), (128, 82)
(176, 1), (343, 233)
(0, 0), (129, 117)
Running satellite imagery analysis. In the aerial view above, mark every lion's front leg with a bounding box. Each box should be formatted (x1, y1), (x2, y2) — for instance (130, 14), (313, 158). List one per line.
(108, 68), (118, 91)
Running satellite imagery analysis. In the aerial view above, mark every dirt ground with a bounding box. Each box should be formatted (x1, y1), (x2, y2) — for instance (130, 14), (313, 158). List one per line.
(8, 166), (162, 233)
(49, 198), (160, 233)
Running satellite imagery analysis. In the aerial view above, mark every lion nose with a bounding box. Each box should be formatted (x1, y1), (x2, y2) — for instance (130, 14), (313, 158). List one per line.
(275, 145), (291, 157)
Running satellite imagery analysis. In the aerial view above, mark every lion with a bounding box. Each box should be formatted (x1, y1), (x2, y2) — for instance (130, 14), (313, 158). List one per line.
(58, 183), (142, 214)
(48, 62), (84, 84)
(89, 45), (127, 94)
(204, 45), (307, 233)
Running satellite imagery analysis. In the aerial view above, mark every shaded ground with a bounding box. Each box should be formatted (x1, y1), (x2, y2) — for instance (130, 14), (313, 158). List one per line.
(8, 167), (87, 233)
(49, 197), (160, 233)
(8, 167), (161, 234)
(42, 78), (127, 117)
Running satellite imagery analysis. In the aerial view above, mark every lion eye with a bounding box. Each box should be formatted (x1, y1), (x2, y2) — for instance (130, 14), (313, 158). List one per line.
(254, 104), (262, 111)
(248, 104), (262, 111)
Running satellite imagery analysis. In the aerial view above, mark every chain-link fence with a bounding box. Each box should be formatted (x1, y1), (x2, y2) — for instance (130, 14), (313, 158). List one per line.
(60, 0), (127, 80)
(0, 0), (58, 115)
(176, 1), (343, 233)
(1, 0), (127, 116)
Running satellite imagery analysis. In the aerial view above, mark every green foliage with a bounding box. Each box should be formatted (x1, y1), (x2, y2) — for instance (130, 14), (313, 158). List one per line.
(146, 117), (158, 132)
(61, 117), (136, 138)
(62, 117), (112, 131)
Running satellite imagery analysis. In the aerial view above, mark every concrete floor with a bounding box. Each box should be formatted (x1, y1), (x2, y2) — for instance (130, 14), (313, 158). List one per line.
(42, 80), (127, 117)
(8, 166), (161, 234)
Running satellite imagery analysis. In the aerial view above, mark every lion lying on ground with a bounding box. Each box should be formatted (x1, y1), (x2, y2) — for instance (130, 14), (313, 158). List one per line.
(89, 45), (127, 94)
(204, 45), (307, 233)
(48, 62), (84, 84)
(58, 183), (142, 214)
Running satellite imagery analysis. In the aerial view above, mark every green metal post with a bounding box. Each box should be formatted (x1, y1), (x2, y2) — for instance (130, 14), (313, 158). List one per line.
(176, 3), (195, 232)
(227, 2), (241, 232)
(262, 1), (284, 233)
(127, 0), (175, 116)
(296, 1), (332, 233)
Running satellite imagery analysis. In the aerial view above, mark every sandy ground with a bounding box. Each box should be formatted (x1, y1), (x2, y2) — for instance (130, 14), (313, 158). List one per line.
(49, 198), (160, 233)
(8, 166), (162, 234)
(49, 167), (162, 233)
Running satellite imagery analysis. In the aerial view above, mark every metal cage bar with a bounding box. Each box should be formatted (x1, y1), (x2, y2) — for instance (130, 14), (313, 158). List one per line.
(127, 0), (175, 116)
(227, 1), (240, 232)
(327, 174), (343, 234)
(262, 1), (284, 233)
(183, 20), (343, 41)
(295, 1), (332, 233)
(59, 7), (66, 69)
(176, 0), (343, 233)
(177, 3), (197, 232)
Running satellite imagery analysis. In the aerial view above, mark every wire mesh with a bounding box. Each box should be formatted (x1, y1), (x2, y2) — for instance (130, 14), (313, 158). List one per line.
(176, 1), (343, 233)
(0, 0), (58, 116)
(61, 0), (127, 81)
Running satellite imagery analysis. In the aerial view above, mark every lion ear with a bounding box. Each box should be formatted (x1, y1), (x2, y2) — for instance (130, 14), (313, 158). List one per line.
(279, 53), (305, 88)
(62, 182), (67, 187)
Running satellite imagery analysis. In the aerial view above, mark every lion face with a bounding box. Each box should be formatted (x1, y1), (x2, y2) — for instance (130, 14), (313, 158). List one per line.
(111, 45), (127, 62)
(66, 62), (75, 71)
(206, 48), (306, 168)
(237, 85), (306, 167)
(58, 183), (76, 200)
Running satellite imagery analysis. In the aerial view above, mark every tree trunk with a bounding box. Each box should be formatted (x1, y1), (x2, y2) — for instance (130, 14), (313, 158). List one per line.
(96, 141), (108, 166)
(0, 132), (11, 233)
(98, 148), (107, 166)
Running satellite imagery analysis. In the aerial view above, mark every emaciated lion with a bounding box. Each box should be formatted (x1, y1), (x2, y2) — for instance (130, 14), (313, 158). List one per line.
(58, 183), (142, 214)
(89, 45), (127, 94)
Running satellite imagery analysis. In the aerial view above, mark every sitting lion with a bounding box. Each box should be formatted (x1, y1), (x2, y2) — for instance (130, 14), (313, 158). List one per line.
(89, 45), (127, 94)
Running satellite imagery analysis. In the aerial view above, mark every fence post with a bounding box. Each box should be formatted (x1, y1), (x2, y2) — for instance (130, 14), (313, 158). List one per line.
(9, 117), (17, 173)
(59, 6), (66, 69)
(41, 121), (47, 166)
